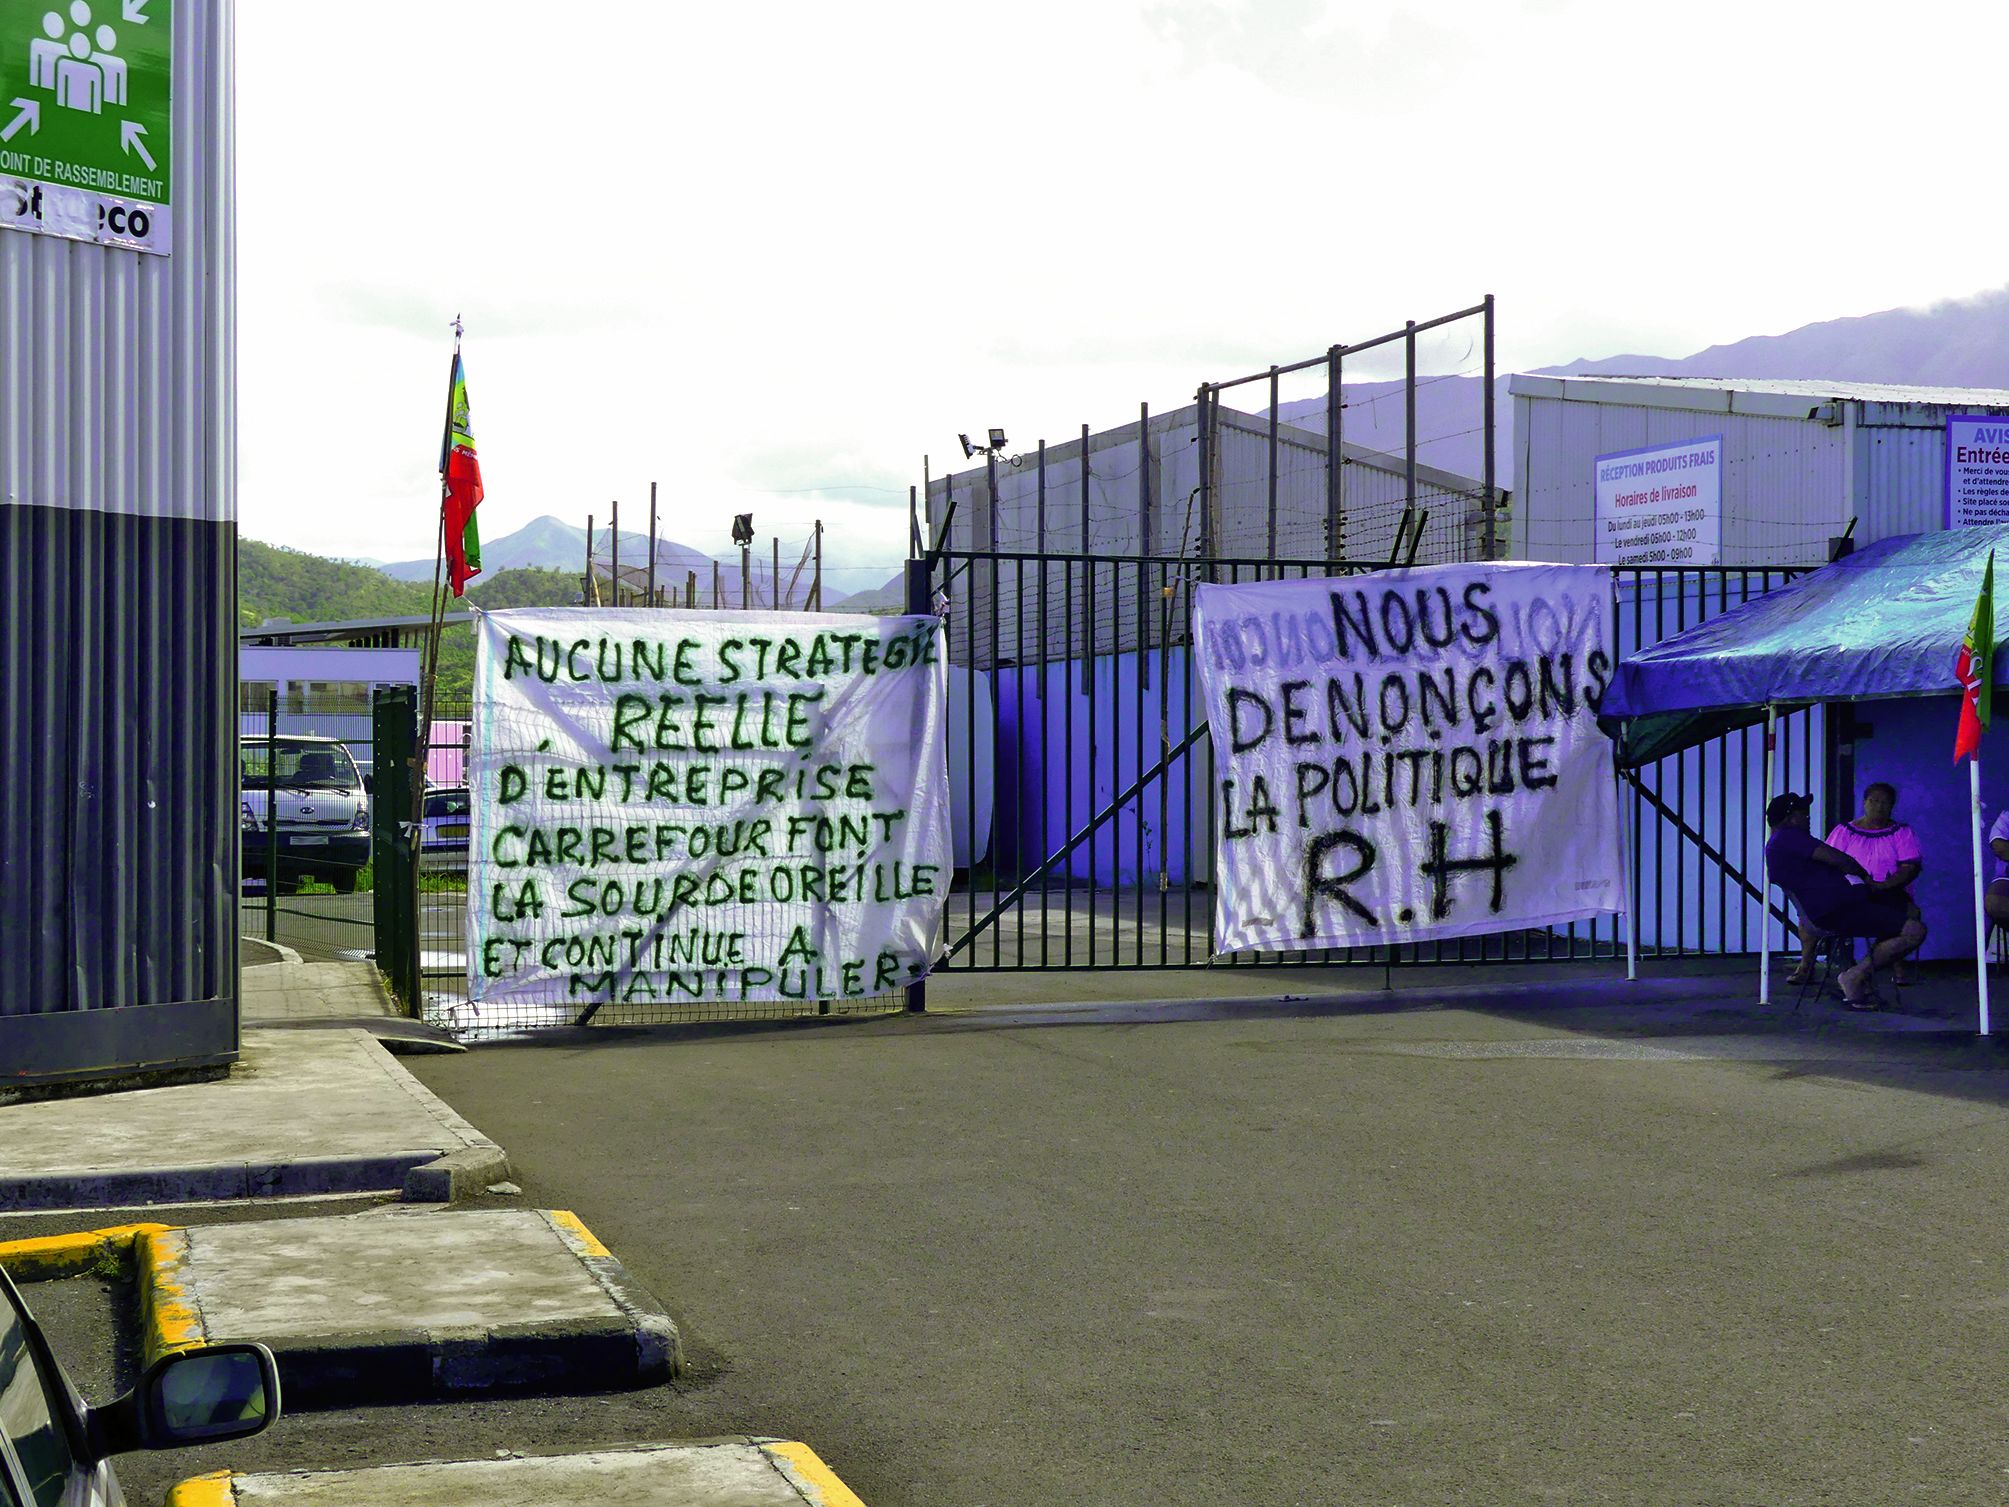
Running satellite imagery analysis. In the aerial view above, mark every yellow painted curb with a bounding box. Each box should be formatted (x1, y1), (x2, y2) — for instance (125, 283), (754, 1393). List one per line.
(765, 1441), (870, 1507)
(137, 1227), (207, 1363)
(548, 1208), (611, 1258)
(0, 1223), (170, 1281)
(164, 1470), (235, 1506)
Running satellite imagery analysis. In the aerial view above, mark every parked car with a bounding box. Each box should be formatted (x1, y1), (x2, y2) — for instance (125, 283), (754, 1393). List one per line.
(0, 1264), (279, 1506)
(419, 786), (472, 874)
(240, 735), (371, 893)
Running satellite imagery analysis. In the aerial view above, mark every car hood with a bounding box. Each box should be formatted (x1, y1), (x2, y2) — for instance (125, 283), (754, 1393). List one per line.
(244, 787), (366, 827)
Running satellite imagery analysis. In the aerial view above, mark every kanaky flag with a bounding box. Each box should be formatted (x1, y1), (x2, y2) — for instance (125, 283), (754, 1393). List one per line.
(439, 351), (483, 596)
(1955, 549), (1995, 762)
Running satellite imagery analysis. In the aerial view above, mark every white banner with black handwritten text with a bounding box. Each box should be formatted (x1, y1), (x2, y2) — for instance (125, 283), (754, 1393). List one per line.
(1192, 565), (1625, 953)
(468, 608), (950, 1015)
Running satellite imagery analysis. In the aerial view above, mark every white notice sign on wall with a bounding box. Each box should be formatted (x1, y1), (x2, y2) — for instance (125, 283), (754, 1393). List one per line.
(1191, 564), (1627, 954)
(1593, 436), (1722, 565)
(1945, 415), (2009, 529)
(468, 608), (951, 1021)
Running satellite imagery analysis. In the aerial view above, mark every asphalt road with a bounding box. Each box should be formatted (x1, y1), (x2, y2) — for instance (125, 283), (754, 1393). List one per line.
(29, 997), (2009, 1505)
(397, 1000), (2009, 1506)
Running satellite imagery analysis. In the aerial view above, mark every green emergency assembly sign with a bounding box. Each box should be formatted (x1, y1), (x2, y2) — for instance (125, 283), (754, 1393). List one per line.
(0, 0), (172, 254)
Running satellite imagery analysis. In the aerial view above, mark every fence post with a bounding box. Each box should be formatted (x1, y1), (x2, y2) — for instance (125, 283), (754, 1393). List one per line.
(265, 689), (279, 943)
(372, 685), (420, 1015)
(905, 556), (933, 1013)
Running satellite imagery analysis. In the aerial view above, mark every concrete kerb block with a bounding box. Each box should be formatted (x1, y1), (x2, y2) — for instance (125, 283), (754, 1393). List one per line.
(147, 1207), (678, 1409)
(167, 1439), (870, 1505)
(402, 1144), (513, 1204)
(0, 1223), (170, 1283)
(163, 1471), (233, 1507)
(545, 1209), (682, 1381)
(762, 1438), (873, 1507)
(138, 1226), (208, 1364)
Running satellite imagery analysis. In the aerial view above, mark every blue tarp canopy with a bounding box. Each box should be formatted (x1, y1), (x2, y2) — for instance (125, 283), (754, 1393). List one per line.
(1601, 526), (2009, 767)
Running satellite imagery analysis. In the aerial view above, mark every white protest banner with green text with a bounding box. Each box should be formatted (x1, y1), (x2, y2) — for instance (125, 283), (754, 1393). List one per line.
(1192, 564), (1625, 953)
(469, 608), (950, 1016)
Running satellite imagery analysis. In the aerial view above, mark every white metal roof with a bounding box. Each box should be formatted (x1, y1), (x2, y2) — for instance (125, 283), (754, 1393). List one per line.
(1510, 373), (2009, 418)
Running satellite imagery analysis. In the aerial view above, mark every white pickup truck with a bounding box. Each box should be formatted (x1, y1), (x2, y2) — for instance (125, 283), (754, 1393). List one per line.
(240, 734), (372, 892)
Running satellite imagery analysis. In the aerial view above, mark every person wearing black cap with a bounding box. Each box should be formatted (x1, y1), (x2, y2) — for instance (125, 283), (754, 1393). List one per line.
(1765, 793), (1926, 1008)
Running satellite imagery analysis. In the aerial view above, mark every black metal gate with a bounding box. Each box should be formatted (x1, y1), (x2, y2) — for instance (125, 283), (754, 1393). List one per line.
(923, 547), (1814, 973)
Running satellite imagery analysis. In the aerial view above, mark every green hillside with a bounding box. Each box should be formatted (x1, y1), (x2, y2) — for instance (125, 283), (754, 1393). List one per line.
(238, 541), (584, 703)
(239, 540), (432, 628)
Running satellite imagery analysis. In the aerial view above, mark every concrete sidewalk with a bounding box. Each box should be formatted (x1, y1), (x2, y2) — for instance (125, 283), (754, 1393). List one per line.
(0, 1027), (507, 1210)
(240, 961), (397, 1022)
(168, 1440), (866, 1505)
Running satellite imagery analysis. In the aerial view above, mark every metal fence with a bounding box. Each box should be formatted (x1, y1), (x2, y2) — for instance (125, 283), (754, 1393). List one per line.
(925, 548), (1812, 972)
(364, 559), (1815, 1027)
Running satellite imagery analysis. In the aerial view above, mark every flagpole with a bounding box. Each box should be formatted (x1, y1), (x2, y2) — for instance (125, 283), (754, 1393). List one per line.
(416, 316), (463, 829)
(1956, 548), (1996, 1036)
(1974, 756), (1992, 1037)
(1758, 702), (1776, 1006)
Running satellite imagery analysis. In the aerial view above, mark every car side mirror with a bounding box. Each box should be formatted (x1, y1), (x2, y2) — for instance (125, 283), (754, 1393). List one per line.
(89, 1343), (281, 1457)
(363, 774), (374, 795)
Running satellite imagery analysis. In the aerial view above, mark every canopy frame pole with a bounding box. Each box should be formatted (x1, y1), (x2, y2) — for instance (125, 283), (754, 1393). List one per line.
(1624, 773), (1639, 981)
(1973, 756), (1992, 1037)
(1758, 702), (1777, 1006)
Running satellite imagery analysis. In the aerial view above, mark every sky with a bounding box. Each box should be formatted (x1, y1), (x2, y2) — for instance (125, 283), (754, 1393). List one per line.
(238, 0), (2009, 591)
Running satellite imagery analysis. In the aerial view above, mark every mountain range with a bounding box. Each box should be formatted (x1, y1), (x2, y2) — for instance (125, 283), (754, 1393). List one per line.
(379, 516), (849, 610)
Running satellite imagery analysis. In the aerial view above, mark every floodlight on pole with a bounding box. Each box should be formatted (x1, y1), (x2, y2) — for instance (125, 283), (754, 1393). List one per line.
(958, 429), (1010, 462)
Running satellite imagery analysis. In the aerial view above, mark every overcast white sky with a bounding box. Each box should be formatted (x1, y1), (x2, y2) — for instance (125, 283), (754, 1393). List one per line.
(238, 0), (2009, 589)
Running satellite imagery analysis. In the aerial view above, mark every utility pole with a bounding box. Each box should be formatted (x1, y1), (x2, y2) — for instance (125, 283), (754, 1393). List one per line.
(772, 536), (781, 610)
(812, 519), (823, 610)
(585, 512), (597, 606)
(610, 499), (620, 606)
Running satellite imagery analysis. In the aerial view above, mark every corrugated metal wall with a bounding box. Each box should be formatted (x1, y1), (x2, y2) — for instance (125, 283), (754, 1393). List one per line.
(929, 405), (1492, 669)
(1516, 385), (2009, 564)
(1852, 400), (1995, 544)
(1515, 393), (1846, 566)
(0, 0), (237, 1082)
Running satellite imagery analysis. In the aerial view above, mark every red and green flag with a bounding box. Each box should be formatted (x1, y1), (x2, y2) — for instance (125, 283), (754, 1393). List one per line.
(1954, 548), (1994, 762)
(439, 351), (483, 596)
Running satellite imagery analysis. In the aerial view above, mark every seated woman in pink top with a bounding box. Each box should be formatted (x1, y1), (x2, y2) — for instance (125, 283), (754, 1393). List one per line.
(1788, 781), (1924, 986)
